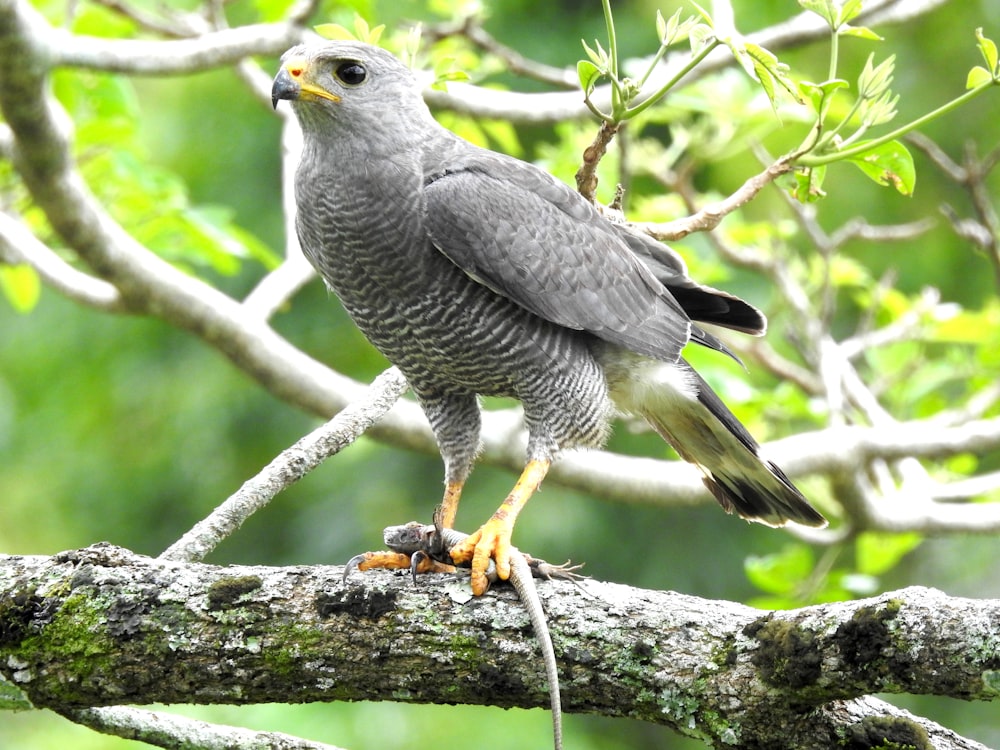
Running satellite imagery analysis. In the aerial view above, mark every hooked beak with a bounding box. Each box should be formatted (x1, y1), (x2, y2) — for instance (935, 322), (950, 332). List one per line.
(272, 59), (341, 110)
(271, 66), (299, 109)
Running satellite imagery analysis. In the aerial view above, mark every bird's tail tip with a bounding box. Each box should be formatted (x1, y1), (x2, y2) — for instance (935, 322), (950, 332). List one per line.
(703, 463), (828, 529)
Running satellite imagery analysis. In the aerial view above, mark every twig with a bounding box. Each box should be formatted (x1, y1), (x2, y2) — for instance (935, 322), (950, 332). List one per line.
(634, 157), (795, 241)
(90, 0), (202, 37)
(159, 367), (409, 563)
(51, 22), (303, 74)
(0, 212), (125, 312)
(575, 120), (621, 202)
(930, 470), (1000, 503)
(908, 132), (1000, 291)
(961, 140), (1000, 291)
(424, 0), (950, 124)
(65, 706), (350, 750)
(423, 17), (577, 88)
(839, 287), (943, 359)
(242, 257), (315, 320)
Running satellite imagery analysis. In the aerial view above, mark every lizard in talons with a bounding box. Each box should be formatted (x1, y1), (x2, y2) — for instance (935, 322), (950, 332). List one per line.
(343, 508), (584, 750)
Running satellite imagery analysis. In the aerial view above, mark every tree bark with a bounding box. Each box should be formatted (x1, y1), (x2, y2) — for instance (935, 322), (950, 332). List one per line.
(1, 544), (995, 749)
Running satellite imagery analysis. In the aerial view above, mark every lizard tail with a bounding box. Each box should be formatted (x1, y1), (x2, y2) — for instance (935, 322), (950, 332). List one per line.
(508, 551), (563, 750)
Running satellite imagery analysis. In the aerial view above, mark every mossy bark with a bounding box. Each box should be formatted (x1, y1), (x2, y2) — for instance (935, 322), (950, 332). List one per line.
(1, 544), (996, 749)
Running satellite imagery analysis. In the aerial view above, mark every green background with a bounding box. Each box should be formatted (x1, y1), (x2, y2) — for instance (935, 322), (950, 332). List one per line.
(2, 0), (999, 747)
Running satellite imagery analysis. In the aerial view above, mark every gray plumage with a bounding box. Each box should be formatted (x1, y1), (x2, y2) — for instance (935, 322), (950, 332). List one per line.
(272, 41), (825, 535)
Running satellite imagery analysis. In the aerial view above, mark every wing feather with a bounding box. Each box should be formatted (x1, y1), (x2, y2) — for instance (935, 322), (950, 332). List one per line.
(423, 155), (691, 363)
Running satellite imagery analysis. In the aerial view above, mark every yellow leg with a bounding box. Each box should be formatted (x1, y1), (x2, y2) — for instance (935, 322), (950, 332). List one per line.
(449, 458), (551, 595)
(438, 480), (464, 529)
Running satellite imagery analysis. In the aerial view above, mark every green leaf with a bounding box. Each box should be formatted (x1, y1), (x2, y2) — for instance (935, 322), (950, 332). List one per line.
(316, 15), (383, 44)
(742, 42), (803, 105)
(688, 1), (713, 25)
(577, 59), (602, 96)
(799, 78), (849, 112)
(928, 307), (999, 344)
(857, 532), (922, 576)
(0, 264), (41, 313)
(688, 23), (715, 53)
(840, 25), (883, 41)
(858, 53), (895, 100)
(967, 66), (993, 89)
(431, 69), (470, 91)
(581, 38), (608, 68)
(976, 27), (999, 74)
(836, 0), (864, 26)
(745, 544), (814, 596)
(846, 139), (915, 195)
(657, 7), (693, 47)
(655, 8), (667, 43)
(354, 15), (371, 41)
(352, 16), (384, 45)
(314, 23), (356, 41)
(798, 0), (837, 28)
(790, 165), (827, 202)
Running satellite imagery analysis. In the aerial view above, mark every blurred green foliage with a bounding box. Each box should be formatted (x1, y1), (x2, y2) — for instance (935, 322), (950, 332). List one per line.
(1, 0), (998, 748)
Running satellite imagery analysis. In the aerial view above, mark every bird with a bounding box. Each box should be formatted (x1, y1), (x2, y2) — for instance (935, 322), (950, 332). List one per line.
(271, 41), (826, 595)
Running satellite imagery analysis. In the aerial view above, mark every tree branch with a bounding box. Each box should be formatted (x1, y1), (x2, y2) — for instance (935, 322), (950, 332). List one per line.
(0, 211), (125, 312)
(65, 706), (349, 750)
(421, 0), (951, 123)
(159, 367), (409, 563)
(52, 20), (305, 75)
(1, 545), (994, 749)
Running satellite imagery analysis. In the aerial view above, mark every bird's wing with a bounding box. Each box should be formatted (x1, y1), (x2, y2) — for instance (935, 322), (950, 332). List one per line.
(423, 154), (692, 363)
(611, 223), (767, 335)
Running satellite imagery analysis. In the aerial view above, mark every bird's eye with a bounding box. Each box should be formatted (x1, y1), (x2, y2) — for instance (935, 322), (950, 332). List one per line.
(335, 62), (367, 86)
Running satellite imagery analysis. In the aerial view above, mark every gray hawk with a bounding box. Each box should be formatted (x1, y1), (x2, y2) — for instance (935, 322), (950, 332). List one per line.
(271, 41), (826, 595)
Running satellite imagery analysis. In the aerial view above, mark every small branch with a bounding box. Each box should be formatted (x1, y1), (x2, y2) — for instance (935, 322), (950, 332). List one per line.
(66, 706), (350, 750)
(160, 367), (409, 563)
(725, 338), (823, 394)
(575, 120), (621, 201)
(0, 212), (125, 312)
(909, 133), (1000, 291)
(423, 0), (949, 124)
(423, 17), (577, 88)
(828, 216), (937, 247)
(961, 140), (1000, 291)
(51, 20), (304, 75)
(89, 0), (203, 38)
(796, 81), (996, 168)
(839, 287), (943, 360)
(241, 257), (315, 320)
(930, 470), (1000, 503)
(634, 157), (795, 241)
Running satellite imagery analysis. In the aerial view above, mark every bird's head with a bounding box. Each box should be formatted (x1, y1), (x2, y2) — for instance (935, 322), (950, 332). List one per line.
(272, 41), (427, 135)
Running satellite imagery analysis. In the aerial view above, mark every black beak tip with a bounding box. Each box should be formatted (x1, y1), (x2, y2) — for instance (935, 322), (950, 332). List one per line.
(271, 68), (298, 111)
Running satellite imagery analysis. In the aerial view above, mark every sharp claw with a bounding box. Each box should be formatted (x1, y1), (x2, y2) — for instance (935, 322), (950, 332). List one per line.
(410, 550), (428, 584)
(342, 553), (368, 583)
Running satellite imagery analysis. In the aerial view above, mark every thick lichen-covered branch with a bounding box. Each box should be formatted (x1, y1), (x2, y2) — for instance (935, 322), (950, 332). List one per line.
(1, 545), (996, 749)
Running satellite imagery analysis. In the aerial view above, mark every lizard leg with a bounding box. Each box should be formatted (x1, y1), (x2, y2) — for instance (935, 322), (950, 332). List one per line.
(449, 458), (551, 596)
(342, 550), (454, 583)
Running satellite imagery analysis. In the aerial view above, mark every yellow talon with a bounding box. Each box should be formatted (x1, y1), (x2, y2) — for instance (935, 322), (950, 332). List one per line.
(449, 458), (551, 596)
